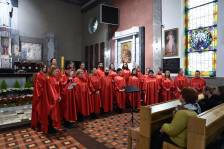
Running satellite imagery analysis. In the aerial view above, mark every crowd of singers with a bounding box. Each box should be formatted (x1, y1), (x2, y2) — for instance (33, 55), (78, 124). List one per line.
(31, 58), (206, 133)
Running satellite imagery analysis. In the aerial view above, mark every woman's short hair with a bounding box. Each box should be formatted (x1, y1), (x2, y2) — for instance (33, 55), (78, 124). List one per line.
(181, 87), (198, 104)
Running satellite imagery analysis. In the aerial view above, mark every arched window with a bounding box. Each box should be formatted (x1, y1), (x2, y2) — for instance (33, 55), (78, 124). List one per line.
(185, 0), (218, 77)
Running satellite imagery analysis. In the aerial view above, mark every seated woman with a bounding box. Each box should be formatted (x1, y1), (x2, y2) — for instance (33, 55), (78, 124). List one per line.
(151, 87), (201, 149)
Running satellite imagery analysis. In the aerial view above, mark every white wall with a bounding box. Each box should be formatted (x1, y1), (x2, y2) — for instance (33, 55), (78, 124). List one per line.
(18, 0), (82, 61)
(162, 0), (224, 77)
(162, 0), (184, 69)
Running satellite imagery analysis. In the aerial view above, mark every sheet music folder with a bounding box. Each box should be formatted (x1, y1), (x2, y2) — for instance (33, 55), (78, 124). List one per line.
(125, 86), (140, 93)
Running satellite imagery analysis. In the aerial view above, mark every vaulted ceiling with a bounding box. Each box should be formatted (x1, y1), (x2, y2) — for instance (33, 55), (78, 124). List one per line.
(61, 0), (91, 6)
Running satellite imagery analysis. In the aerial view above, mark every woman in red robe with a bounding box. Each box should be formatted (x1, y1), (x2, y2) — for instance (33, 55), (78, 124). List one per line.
(174, 68), (189, 98)
(46, 66), (62, 132)
(80, 62), (89, 83)
(128, 68), (141, 109)
(156, 67), (164, 102)
(143, 70), (159, 105)
(114, 68), (126, 112)
(74, 69), (91, 119)
(122, 63), (131, 84)
(108, 63), (117, 80)
(100, 68), (113, 113)
(32, 65), (48, 132)
(161, 70), (174, 102)
(89, 68), (101, 114)
(60, 68), (77, 126)
(190, 70), (206, 93)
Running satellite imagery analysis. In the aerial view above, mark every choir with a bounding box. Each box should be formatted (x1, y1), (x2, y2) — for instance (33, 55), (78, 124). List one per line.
(31, 60), (206, 133)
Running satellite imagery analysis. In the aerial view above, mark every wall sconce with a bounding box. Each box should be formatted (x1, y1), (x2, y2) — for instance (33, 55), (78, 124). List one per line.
(104, 50), (110, 58)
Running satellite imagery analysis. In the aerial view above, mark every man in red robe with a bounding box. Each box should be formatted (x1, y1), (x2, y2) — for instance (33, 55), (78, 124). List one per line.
(32, 64), (48, 132)
(190, 70), (206, 93)
(174, 68), (189, 98)
(46, 66), (62, 132)
(122, 63), (131, 84)
(100, 68), (113, 113)
(161, 70), (174, 101)
(96, 62), (105, 78)
(89, 68), (101, 115)
(143, 70), (159, 105)
(74, 69), (91, 121)
(128, 68), (141, 109)
(114, 68), (126, 112)
(60, 68), (77, 127)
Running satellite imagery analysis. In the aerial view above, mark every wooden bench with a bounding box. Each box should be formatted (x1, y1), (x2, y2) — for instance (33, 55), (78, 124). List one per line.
(128, 99), (181, 149)
(163, 103), (224, 149)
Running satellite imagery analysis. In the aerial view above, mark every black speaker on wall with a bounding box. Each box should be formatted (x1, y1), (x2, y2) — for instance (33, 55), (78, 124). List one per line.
(139, 26), (145, 73)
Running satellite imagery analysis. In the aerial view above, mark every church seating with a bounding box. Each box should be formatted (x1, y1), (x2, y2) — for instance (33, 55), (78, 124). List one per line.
(128, 99), (181, 149)
(163, 103), (224, 149)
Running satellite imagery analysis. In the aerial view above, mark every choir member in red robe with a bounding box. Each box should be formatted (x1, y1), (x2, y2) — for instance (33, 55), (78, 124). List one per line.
(156, 67), (164, 102)
(144, 68), (150, 78)
(143, 70), (159, 105)
(89, 68), (101, 114)
(114, 68), (126, 112)
(161, 70), (174, 101)
(136, 66), (144, 89)
(128, 68), (141, 109)
(174, 68), (189, 98)
(109, 63), (117, 80)
(32, 65), (48, 132)
(100, 68), (113, 113)
(96, 62), (105, 78)
(74, 69), (91, 119)
(122, 63), (131, 84)
(61, 68), (77, 127)
(46, 66), (62, 132)
(49, 58), (62, 81)
(190, 70), (206, 93)
(80, 62), (89, 83)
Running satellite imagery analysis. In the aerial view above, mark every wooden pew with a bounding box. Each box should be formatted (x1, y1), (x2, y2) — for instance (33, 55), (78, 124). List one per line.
(163, 103), (224, 149)
(134, 100), (181, 149)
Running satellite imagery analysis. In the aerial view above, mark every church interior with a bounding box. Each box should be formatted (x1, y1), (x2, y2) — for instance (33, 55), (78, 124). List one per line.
(0, 0), (224, 149)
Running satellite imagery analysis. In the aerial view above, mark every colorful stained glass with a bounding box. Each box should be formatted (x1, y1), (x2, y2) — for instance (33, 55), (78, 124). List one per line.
(185, 0), (217, 77)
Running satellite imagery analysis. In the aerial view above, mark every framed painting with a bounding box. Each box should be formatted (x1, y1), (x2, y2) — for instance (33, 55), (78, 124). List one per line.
(120, 41), (132, 63)
(164, 28), (178, 57)
(21, 42), (42, 61)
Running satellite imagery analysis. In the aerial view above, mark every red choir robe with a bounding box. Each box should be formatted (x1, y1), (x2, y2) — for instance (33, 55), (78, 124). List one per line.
(96, 68), (105, 78)
(122, 69), (131, 84)
(32, 72), (48, 132)
(74, 77), (91, 116)
(174, 74), (189, 98)
(89, 74), (101, 114)
(190, 77), (206, 93)
(61, 75), (77, 122)
(100, 75), (113, 112)
(143, 75), (159, 105)
(156, 73), (164, 101)
(109, 70), (117, 80)
(137, 71), (144, 90)
(161, 78), (174, 102)
(114, 75), (126, 110)
(128, 75), (141, 109)
(82, 69), (89, 83)
(46, 75), (61, 129)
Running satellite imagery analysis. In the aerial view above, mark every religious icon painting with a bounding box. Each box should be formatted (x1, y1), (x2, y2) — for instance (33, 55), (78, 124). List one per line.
(0, 36), (11, 56)
(164, 28), (178, 57)
(120, 41), (132, 63)
(21, 42), (42, 61)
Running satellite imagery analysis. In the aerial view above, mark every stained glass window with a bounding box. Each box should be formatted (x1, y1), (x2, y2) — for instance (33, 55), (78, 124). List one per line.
(185, 0), (218, 77)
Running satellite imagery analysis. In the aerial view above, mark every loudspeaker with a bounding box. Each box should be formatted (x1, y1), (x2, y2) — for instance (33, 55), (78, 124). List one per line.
(11, 0), (18, 7)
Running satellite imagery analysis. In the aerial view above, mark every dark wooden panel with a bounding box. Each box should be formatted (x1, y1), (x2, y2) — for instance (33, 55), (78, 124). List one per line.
(94, 43), (99, 68)
(100, 42), (105, 64)
(162, 58), (180, 73)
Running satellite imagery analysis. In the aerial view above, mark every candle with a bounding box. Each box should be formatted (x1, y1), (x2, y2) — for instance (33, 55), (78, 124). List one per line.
(61, 56), (64, 72)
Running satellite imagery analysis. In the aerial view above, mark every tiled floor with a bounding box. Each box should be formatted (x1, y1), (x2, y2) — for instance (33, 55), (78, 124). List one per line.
(0, 128), (86, 149)
(78, 113), (140, 149)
